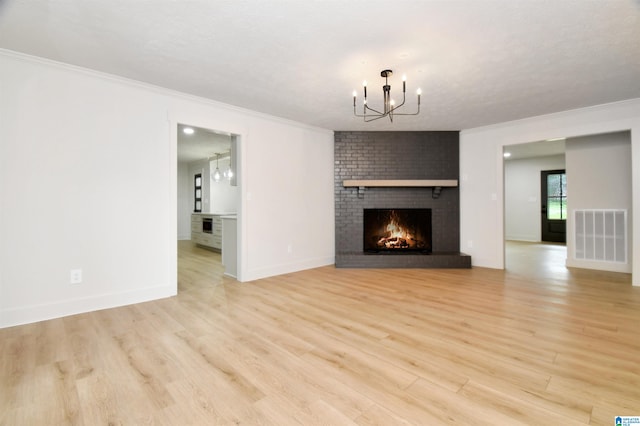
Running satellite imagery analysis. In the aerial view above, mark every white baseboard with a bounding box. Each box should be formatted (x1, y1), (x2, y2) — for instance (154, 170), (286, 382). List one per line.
(505, 235), (540, 242)
(1, 284), (176, 328)
(243, 256), (335, 282)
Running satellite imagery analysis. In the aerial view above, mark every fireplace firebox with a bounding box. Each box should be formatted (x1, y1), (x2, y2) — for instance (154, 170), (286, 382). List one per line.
(363, 208), (432, 253)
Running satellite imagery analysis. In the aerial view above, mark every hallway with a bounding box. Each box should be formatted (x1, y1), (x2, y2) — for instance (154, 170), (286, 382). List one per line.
(506, 241), (569, 279)
(505, 240), (630, 288)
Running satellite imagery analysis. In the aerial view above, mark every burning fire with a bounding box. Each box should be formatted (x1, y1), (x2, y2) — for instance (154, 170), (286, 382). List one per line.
(377, 211), (416, 249)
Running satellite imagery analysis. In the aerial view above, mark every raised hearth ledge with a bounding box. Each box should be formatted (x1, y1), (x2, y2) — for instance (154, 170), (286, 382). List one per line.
(336, 251), (471, 269)
(343, 179), (458, 187)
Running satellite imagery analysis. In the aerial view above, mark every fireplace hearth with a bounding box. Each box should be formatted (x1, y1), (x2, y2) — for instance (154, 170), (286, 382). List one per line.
(363, 208), (432, 254)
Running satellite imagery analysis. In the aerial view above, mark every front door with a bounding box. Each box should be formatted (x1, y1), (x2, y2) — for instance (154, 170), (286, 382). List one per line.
(541, 169), (567, 243)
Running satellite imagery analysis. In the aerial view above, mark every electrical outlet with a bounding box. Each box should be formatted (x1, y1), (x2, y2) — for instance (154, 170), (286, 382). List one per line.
(287, 243), (293, 254)
(467, 240), (473, 249)
(70, 269), (82, 284)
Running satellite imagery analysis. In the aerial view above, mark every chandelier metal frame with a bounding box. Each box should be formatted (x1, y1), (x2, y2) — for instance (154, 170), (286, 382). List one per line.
(353, 69), (421, 122)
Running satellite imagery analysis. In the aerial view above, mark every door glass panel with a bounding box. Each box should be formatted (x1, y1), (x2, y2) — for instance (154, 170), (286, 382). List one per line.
(546, 173), (567, 220)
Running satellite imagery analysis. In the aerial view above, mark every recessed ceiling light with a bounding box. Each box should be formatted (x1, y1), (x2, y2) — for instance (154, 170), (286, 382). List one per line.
(183, 127), (195, 135)
(503, 152), (511, 158)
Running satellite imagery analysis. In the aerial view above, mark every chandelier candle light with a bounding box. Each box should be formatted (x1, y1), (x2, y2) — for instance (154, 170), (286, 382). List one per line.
(353, 69), (421, 122)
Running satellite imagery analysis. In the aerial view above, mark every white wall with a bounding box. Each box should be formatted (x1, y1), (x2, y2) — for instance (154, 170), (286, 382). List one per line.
(0, 50), (335, 327)
(208, 156), (239, 213)
(239, 119), (335, 280)
(565, 132), (632, 273)
(460, 98), (640, 285)
(177, 162), (191, 240)
(505, 155), (565, 241)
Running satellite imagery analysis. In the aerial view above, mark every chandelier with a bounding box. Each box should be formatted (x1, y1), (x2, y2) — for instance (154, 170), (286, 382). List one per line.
(353, 69), (421, 122)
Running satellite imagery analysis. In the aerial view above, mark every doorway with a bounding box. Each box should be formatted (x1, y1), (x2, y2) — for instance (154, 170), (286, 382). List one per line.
(503, 140), (567, 272)
(541, 169), (567, 243)
(176, 123), (240, 282)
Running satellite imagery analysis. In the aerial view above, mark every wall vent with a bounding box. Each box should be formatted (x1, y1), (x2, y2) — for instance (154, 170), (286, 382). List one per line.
(574, 209), (626, 263)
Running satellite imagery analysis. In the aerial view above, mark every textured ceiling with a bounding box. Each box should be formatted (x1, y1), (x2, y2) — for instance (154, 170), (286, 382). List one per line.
(1, 1), (639, 131)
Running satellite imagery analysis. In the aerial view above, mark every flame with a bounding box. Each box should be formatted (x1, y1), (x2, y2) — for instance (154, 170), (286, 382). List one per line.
(377, 211), (415, 248)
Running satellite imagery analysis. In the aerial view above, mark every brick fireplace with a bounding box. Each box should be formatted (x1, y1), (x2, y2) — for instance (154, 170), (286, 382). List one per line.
(334, 131), (470, 268)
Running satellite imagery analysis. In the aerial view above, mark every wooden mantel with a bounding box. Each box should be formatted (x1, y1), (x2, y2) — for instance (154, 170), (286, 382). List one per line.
(343, 179), (458, 188)
(343, 179), (458, 199)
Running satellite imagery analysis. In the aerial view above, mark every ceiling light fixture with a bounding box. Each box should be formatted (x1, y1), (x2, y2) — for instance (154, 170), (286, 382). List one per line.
(183, 127), (195, 135)
(224, 165), (233, 181)
(353, 69), (421, 122)
(212, 154), (221, 182)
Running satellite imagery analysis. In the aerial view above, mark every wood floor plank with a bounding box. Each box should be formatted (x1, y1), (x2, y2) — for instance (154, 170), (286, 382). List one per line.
(458, 379), (591, 424)
(355, 403), (415, 426)
(404, 377), (536, 425)
(1, 241), (640, 425)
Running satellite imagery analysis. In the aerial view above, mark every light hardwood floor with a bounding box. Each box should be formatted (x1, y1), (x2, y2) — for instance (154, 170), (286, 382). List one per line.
(1, 241), (639, 425)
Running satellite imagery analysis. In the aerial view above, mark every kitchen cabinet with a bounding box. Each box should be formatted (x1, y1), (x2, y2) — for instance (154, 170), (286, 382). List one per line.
(222, 216), (237, 278)
(191, 214), (223, 250)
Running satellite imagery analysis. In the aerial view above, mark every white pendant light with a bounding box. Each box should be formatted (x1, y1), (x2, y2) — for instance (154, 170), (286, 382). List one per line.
(212, 154), (221, 182)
